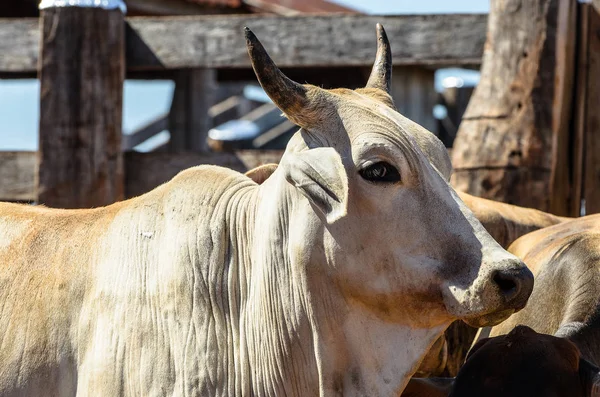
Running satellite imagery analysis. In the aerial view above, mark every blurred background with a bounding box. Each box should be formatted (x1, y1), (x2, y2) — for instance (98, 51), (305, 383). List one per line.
(0, 0), (485, 152)
(2, 0), (596, 218)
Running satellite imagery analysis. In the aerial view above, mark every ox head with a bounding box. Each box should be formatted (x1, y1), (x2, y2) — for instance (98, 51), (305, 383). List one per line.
(244, 25), (533, 328)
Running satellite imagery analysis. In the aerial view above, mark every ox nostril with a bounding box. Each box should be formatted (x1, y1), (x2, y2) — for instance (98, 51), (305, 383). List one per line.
(491, 265), (534, 310)
(492, 270), (520, 301)
(493, 271), (518, 294)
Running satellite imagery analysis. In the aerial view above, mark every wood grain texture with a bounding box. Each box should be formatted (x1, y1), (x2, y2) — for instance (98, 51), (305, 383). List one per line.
(548, 0), (577, 215)
(0, 14), (487, 73)
(0, 19), (39, 73)
(572, 3), (590, 217)
(451, 0), (569, 212)
(37, 8), (125, 208)
(584, 6), (600, 214)
(0, 152), (36, 202)
(127, 14), (487, 69)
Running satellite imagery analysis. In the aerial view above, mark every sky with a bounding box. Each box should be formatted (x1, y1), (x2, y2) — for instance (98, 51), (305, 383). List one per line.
(0, 0), (488, 151)
(332, 0), (488, 14)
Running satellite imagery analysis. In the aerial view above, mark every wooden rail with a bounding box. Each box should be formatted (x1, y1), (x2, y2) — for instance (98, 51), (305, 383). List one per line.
(0, 151), (284, 203)
(0, 13), (488, 75)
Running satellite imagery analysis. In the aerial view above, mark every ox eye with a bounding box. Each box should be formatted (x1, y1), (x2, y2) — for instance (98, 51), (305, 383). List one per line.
(359, 162), (401, 183)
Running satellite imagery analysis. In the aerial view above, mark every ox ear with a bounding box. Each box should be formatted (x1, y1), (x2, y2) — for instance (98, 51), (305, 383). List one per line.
(245, 163), (278, 185)
(281, 147), (348, 224)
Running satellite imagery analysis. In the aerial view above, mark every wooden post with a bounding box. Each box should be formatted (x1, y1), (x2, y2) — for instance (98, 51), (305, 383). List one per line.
(574, 3), (600, 215)
(437, 85), (475, 147)
(450, 0), (576, 214)
(391, 66), (437, 134)
(37, 1), (125, 208)
(168, 69), (216, 153)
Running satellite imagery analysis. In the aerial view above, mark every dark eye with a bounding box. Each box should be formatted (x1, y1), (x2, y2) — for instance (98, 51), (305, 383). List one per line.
(359, 162), (401, 183)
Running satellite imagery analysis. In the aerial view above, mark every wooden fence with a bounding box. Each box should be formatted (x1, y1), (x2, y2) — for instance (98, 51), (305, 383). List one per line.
(4, 3), (597, 214)
(450, 0), (600, 216)
(0, 11), (488, 207)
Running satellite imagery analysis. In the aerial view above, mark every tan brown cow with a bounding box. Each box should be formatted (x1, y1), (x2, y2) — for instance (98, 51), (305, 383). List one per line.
(0, 26), (533, 396)
(490, 214), (600, 364)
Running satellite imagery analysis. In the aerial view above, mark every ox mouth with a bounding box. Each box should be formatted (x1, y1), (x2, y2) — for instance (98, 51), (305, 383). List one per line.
(463, 309), (515, 328)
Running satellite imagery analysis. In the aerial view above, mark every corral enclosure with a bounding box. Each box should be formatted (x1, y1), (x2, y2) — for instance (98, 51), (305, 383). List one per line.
(0, 0), (599, 217)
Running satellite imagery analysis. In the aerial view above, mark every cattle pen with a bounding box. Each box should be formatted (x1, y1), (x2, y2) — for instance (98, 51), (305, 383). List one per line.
(0, 0), (599, 218)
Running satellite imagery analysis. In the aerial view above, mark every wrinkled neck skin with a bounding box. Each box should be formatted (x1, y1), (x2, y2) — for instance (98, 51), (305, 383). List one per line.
(236, 170), (447, 396)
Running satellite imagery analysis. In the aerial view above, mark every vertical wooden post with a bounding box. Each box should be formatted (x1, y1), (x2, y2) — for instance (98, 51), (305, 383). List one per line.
(583, 5), (600, 215)
(391, 66), (437, 134)
(574, 3), (600, 215)
(437, 85), (475, 147)
(549, 0), (577, 215)
(37, 1), (125, 208)
(450, 0), (576, 214)
(168, 69), (216, 153)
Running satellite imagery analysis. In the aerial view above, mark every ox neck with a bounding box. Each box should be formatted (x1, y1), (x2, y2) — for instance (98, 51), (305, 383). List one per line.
(334, 307), (448, 396)
(239, 176), (448, 396)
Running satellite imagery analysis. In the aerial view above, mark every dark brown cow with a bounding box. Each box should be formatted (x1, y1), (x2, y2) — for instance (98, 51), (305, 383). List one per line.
(403, 325), (600, 397)
(451, 325), (600, 397)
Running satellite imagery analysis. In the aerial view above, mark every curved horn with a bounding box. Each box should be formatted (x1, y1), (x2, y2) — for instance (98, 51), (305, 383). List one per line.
(244, 27), (309, 120)
(365, 23), (392, 93)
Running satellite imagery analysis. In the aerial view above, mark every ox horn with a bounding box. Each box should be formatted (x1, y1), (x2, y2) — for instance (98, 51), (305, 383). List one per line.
(365, 23), (392, 93)
(244, 27), (312, 127)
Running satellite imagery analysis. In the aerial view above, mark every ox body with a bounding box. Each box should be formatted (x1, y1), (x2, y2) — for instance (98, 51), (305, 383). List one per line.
(0, 26), (533, 396)
(445, 326), (600, 397)
(490, 214), (600, 364)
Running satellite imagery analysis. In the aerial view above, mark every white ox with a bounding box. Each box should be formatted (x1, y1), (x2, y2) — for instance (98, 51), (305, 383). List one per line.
(0, 25), (533, 396)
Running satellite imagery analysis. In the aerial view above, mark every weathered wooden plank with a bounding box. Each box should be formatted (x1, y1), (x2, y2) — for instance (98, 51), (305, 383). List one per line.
(254, 120), (297, 149)
(37, 7), (125, 208)
(572, 2), (590, 217)
(168, 69), (216, 152)
(0, 18), (39, 73)
(0, 14), (487, 73)
(125, 150), (283, 198)
(584, 5), (600, 214)
(1, 150), (284, 202)
(0, 152), (36, 202)
(126, 14), (487, 69)
(209, 95), (245, 127)
(451, 0), (570, 213)
(549, 0), (578, 215)
(123, 113), (169, 150)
